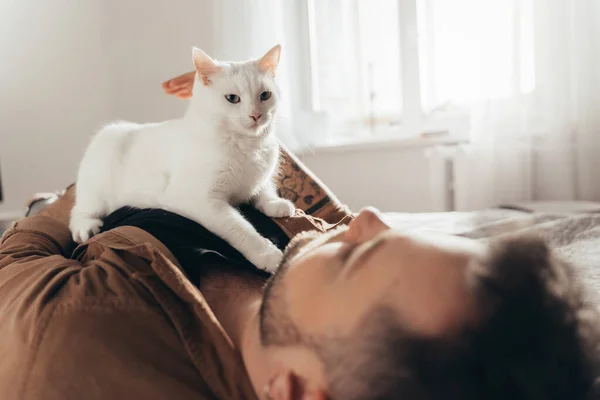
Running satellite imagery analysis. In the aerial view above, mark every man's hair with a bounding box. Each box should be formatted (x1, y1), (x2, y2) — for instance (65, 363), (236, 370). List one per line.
(260, 236), (600, 400)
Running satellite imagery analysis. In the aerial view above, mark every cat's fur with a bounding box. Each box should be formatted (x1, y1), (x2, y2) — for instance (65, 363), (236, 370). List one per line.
(70, 45), (294, 272)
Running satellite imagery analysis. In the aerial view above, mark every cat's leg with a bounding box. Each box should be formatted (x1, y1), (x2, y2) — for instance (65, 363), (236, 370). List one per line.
(162, 196), (283, 272)
(253, 183), (295, 218)
(69, 181), (109, 243)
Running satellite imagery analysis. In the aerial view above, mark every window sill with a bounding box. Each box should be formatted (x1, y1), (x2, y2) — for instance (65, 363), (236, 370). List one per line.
(298, 135), (468, 155)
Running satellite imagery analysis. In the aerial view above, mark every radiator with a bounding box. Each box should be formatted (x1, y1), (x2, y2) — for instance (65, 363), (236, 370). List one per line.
(426, 145), (533, 212)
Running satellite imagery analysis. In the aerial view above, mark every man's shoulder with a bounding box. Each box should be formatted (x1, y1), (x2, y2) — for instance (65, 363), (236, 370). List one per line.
(0, 223), (250, 400)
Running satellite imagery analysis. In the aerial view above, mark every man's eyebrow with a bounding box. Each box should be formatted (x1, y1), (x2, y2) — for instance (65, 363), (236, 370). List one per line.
(338, 231), (393, 279)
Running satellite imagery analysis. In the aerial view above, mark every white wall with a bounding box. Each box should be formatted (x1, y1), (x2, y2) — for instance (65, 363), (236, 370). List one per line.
(104, 0), (216, 123)
(0, 0), (112, 212)
(300, 145), (446, 213)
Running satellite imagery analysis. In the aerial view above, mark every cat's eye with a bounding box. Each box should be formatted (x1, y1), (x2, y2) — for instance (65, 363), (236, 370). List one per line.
(260, 91), (272, 101)
(225, 94), (240, 104)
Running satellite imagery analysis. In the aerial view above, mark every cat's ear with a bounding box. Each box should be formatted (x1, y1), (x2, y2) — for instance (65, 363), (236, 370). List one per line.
(258, 44), (281, 76)
(192, 47), (221, 86)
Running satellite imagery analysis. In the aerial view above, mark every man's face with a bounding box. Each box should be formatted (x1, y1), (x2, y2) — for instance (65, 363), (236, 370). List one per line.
(261, 208), (484, 345)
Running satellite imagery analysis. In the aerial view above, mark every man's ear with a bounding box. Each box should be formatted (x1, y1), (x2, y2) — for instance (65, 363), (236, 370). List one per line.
(265, 371), (327, 400)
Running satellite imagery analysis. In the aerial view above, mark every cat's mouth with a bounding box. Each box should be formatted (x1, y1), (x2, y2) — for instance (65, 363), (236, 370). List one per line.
(246, 120), (268, 132)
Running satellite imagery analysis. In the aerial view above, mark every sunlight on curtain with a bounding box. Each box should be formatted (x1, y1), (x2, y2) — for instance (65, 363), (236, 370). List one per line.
(417, 0), (535, 112)
(453, 0), (600, 210)
(310, 0), (402, 131)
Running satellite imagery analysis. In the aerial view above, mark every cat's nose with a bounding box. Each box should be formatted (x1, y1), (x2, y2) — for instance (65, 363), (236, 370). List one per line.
(249, 113), (262, 122)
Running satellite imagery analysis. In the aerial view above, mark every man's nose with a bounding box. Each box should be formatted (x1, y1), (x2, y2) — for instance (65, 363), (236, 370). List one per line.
(345, 207), (389, 243)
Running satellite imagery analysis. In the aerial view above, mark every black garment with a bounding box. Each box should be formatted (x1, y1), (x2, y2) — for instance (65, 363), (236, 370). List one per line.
(101, 204), (290, 283)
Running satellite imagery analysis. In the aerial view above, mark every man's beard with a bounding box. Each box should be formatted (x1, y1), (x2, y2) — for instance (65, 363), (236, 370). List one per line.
(258, 226), (347, 345)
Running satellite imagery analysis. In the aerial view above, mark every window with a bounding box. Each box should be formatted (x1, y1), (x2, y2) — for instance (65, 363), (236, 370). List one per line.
(307, 0), (535, 144)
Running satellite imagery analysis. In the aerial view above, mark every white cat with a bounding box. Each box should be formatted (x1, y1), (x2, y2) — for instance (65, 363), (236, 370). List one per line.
(70, 45), (295, 272)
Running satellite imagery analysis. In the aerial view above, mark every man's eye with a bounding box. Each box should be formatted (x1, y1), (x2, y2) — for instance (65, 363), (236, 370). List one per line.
(339, 243), (358, 263)
(260, 91), (272, 101)
(225, 94), (240, 104)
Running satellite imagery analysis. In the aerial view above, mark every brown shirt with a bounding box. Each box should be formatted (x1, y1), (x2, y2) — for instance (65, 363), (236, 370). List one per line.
(0, 211), (351, 400)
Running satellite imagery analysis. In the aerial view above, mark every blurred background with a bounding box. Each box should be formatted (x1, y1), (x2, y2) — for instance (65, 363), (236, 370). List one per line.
(1, 0), (600, 217)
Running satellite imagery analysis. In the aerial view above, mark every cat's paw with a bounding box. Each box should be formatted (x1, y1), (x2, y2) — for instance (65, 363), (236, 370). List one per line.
(250, 242), (283, 273)
(258, 199), (295, 219)
(70, 215), (103, 243)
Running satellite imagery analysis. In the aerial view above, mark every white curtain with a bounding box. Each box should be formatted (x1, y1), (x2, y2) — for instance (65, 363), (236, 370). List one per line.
(455, 0), (600, 210)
